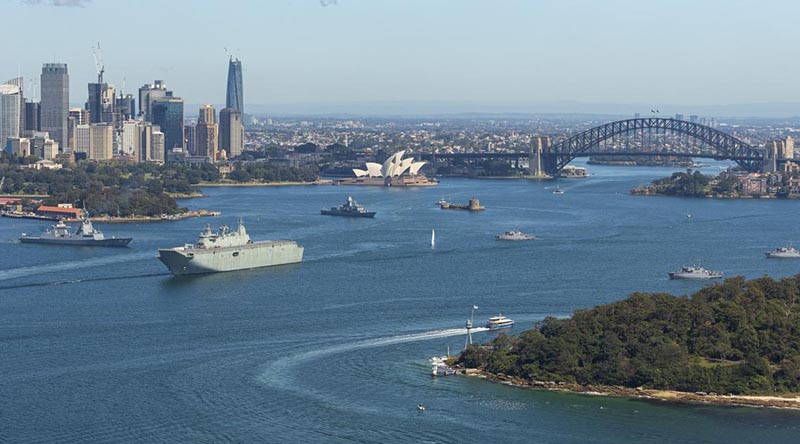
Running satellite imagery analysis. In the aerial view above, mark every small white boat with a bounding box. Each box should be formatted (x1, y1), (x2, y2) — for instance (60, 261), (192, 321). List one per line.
(436, 197), (447, 206)
(552, 187), (565, 195)
(486, 314), (515, 330)
(417, 404), (425, 412)
(766, 244), (800, 258)
(431, 229), (435, 248)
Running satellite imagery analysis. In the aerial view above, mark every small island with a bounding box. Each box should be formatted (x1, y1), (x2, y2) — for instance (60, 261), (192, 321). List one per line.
(632, 170), (799, 199)
(458, 275), (800, 409)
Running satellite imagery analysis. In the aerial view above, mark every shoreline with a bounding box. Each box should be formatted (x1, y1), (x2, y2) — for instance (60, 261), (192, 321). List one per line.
(466, 369), (800, 410)
(195, 180), (332, 187)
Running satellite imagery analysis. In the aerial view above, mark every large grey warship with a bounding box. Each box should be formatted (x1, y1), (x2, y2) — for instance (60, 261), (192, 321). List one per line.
(157, 220), (303, 275)
(19, 218), (132, 247)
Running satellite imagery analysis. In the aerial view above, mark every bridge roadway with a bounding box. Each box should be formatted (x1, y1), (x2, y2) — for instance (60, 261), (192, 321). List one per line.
(418, 151), (764, 162)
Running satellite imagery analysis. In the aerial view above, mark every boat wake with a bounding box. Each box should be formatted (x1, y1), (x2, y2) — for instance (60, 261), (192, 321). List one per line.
(258, 326), (489, 390)
(0, 251), (154, 282)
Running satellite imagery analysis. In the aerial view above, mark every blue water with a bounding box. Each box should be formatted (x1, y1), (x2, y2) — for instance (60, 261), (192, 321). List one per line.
(2, 161), (800, 443)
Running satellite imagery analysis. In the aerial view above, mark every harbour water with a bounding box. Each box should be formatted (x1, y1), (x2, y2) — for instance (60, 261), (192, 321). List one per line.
(2, 161), (800, 443)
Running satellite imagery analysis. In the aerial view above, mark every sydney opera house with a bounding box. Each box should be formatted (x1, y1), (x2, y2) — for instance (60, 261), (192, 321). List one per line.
(340, 151), (437, 187)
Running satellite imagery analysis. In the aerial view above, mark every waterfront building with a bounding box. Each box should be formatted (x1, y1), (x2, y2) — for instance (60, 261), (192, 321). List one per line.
(0, 83), (21, 146)
(219, 107), (244, 158)
(195, 105), (218, 161)
(226, 57), (244, 113)
(24, 101), (40, 132)
(346, 150), (436, 186)
(40, 63), (69, 149)
(138, 80), (170, 121)
(151, 97), (184, 160)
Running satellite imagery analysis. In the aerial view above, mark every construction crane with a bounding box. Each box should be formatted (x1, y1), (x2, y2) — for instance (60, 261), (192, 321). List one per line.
(91, 42), (104, 83)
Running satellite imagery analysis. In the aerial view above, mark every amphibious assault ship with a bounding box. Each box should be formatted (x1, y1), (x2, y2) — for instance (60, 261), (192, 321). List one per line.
(157, 220), (303, 275)
(19, 218), (132, 247)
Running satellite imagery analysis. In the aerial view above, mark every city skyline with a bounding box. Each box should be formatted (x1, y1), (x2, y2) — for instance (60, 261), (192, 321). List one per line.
(3, 0), (800, 116)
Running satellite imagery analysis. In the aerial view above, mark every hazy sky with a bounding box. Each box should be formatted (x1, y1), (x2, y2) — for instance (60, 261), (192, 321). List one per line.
(3, 0), (799, 114)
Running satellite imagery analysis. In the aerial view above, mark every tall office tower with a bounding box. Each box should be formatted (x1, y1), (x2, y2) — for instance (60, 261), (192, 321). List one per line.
(136, 122), (158, 162)
(151, 97), (184, 161)
(184, 123), (196, 155)
(151, 130), (165, 162)
(784, 136), (795, 160)
(87, 81), (116, 124)
(89, 124), (113, 160)
(138, 80), (170, 121)
(219, 107), (244, 158)
(120, 120), (141, 160)
(195, 104), (218, 161)
(75, 124), (91, 155)
(40, 63), (69, 149)
(226, 57), (243, 113)
(116, 94), (135, 120)
(5, 77), (25, 132)
(0, 83), (21, 146)
(25, 101), (40, 131)
(67, 108), (89, 153)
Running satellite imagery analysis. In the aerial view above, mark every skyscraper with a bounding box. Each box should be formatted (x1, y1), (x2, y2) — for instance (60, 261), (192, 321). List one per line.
(138, 80), (169, 122)
(0, 83), (21, 146)
(40, 63), (69, 149)
(195, 104), (218, 161)
(67, 108), (89, 153)
(226, 57), (243, 113)
(151, 97), (184, 160)
(219, 107), (244, 158)
(87, 81), (115, 124)
(24, 102), (40, 132)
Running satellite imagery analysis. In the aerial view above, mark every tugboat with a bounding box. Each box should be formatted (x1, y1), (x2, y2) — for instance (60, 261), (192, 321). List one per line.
(765, 244), (800, 258)
(496, 227), (536, 241)
(320, 196), (376, 218)
(486, 314), (515, 330)
(668, 266), (723, 280)
(19, 218), (132, 247)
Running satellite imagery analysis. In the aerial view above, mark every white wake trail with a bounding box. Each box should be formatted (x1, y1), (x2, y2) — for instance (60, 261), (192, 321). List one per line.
(0, 251), (154, 281)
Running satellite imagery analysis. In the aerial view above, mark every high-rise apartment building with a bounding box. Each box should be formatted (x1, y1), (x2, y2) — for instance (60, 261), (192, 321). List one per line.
(40, 63), (69, 149)
(138, 80), (170, 121)
(120, 121), (141, 160)
(89, 124), (113, 160)
(151, 131), (165, 163)
(0, 83), (21, 146)
(195, 104), (218, 161)
(184, 123), (196, 155)
(151, 97), (184, 160)
(219, 107), (244, 158)
(67, 108), (89, 153)
(226, 57), (243, 113)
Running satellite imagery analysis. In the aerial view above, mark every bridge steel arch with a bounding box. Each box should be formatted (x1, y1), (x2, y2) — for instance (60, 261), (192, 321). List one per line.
(544, 118), (764, 175)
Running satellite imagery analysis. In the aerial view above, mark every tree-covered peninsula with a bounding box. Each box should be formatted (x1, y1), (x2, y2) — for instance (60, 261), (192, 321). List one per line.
(459, 275), (800, 397)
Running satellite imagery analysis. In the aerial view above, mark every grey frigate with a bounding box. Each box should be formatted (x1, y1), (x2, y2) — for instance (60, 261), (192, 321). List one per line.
(157, 220), (303, 275)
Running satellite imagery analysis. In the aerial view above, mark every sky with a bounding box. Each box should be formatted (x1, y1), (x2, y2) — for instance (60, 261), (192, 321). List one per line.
(2, 0), (800, 116)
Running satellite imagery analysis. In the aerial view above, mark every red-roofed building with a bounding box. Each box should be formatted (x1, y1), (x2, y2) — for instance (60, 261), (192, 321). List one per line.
(36, 205), (85, 220)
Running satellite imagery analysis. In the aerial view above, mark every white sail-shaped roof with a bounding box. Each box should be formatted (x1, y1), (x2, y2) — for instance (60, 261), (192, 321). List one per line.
(409, 161), (426, 175)
(395, 157), (414, 176)
(353, 168), (368, 177)
(365, 162), (382, 177)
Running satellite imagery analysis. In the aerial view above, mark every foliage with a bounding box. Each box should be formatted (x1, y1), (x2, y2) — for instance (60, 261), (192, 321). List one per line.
(646, 171), (712, 197)
(459, 275), (800, 395)
(227, 162), (319, 183)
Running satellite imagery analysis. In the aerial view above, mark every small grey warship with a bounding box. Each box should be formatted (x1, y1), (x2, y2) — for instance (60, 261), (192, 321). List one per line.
(496, 227), (536, 241)
(668, 265), (722, 280)
(19, 218), (132, 247)
(765, 244), (800, 258)
(320, 196), (376, 218)
(157, 220), (303, 275)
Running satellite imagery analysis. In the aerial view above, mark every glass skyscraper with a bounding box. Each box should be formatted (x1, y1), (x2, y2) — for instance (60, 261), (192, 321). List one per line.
(226, 58), (243, 113)
(151, 97), (184, 161)
(40, 63), (69, 149)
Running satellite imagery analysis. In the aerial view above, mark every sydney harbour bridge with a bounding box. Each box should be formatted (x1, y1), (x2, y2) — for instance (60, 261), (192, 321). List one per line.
(418, 118), (772, 177)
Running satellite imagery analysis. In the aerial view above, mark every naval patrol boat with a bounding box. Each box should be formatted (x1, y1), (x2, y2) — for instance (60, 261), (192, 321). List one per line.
(157, 220), (303, 275)
(496, 227), (536, 241)
(765, 244), (800, 258)
(668, 265), (722, 280)
(19, 218), (132, 247)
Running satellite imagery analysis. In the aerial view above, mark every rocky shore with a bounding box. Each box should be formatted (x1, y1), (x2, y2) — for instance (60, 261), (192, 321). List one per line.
(465, 369), (800, 410)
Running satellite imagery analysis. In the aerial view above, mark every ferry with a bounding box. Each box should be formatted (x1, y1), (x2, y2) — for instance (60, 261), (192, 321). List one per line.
(486, 314), (515, 330)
